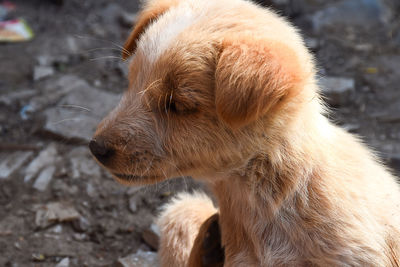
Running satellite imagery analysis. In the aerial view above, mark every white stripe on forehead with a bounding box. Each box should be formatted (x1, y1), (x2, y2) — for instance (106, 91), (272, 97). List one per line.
(137, 4), (197, 64)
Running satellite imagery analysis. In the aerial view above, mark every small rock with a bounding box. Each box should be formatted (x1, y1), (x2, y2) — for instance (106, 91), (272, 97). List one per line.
(72, 217), (90, 233)
(320, 76), (355, 106)
(36, 54), (70, 67)
(116, 250), (159, 267)
(56, 257), (70, 267)
(33, 166), (56, 191)
(0, 151), (33, 179)
(142, 223), (160, 250)
(128, 196), (140, 213)
(69, 147), (101, 178)
(43, 86), (120, 142)
(33, 66), (55, 81)
(48, 224), (63, 234)
(86, 182), (97, 197)
(35, 202), (80, 229)
(24, 144), (58, 183)
(29, 75), (90, 112)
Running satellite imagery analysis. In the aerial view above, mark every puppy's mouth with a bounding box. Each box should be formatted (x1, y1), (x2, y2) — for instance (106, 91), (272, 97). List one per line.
(113, 173), (161, 182)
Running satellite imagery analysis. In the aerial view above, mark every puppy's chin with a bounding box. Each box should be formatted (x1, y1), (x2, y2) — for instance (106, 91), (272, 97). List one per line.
(112, 173), (166, 186)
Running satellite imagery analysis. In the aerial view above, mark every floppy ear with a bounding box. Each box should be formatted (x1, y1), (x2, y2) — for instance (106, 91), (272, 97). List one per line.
(215, 37), (305, 128)
(122, 0), (179, 60)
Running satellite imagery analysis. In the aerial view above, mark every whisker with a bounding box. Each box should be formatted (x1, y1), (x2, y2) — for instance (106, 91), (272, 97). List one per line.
(90, 56), (122, 61)
(50, 118), (82, 125)
(74, 34), (131, 57)
(58, 104), (91, 112)
(85, 47), (125, 53)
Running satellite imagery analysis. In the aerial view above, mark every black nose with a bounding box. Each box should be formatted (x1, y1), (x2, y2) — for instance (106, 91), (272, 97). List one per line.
(89, 138), (114, 164)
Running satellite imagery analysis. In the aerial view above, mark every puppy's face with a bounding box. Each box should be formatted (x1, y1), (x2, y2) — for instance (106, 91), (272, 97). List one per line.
(90, 0), (309, 185)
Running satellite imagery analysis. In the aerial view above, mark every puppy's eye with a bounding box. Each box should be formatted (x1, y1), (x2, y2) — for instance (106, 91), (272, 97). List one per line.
(167, 100), (177, 113)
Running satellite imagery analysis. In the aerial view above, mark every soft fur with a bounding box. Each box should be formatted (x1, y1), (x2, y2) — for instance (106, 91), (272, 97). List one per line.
(91, 0), (400, 266)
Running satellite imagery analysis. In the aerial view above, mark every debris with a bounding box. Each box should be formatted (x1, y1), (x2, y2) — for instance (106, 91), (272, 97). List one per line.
(142, 223), (160, 250)
(0, 151), (33, 179)
(68, 147), (101, 178)
(33, 166), (55, 191)
(28, 75), (90, 113)
(320, 76), (355, 106)
(128, 195), (141, 213)
(72, 217), (90, 233)
(0, 19), (33, 42)
(56, 257), (70, 267)
(33, 66), (55, 81)
(35, 202), (80, 229)
(116, 250), (159, 267)
(43, 85), (120, 142)
(24, 144), (58, 183)
(365, 67), (378, 74)
(32, 253), (45, 262)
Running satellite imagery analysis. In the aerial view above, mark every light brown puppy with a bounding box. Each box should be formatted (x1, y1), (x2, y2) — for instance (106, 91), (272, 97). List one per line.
(89, 0), (400, 266)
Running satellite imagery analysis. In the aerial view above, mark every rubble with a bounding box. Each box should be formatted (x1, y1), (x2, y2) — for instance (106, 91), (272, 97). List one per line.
(28, 75), (90, 112)
(56, 257), (70, 267)
(33, 66), (54, 81)
(33, 165), (56, 191)
(0, 151), (33, 179)
(142, 223), (160, 250)
(34, 202), (81, 229)
(68, 147), (101, 178)
(116, 250), (159, 267)
(43, 85), (120, 142)
(72, 217), (90, 233)
(24, 144), (58, 183)
(319, 77), (355, 106)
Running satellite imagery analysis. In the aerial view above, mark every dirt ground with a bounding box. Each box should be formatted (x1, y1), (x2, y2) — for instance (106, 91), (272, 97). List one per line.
(0, 0), (399, 266)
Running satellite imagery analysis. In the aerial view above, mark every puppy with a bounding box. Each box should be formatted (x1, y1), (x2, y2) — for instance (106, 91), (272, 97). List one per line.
(89, 0), (400, 266)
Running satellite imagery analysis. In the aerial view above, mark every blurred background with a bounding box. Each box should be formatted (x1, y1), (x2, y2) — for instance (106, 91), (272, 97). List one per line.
(0, 0), (399, 266)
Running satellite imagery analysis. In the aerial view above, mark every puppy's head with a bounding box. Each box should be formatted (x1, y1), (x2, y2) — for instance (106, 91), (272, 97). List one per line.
(90, 0), (314, 185)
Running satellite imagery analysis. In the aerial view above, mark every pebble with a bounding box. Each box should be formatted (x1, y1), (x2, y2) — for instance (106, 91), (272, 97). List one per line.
(29, 75), (90, 112)
(142, 223), (160, 250)
(35, 202), (81, 229)
(68, 147), (101, 178)
(24, 144), (58, 183)
(43, 85), (120, 142)
(33, 166), (56, 191)
(72, 217), (90, 233)
(0, 151), (33, 179)
(33, 66), (55, 81)
(116, 250), (159, 267)
(55, 257), (70, 267)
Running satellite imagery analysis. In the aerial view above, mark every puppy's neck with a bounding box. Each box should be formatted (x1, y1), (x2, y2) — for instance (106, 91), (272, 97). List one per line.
(209, 107), (327, 262)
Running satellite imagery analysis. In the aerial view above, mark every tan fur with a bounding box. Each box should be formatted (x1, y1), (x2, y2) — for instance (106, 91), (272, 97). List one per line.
(91, 0), (400, 266)
(157, 192), (217, 266)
